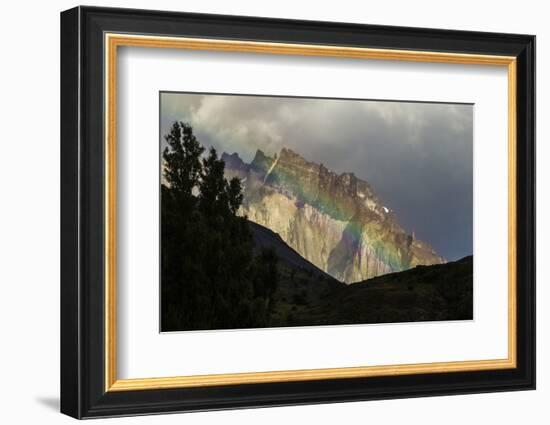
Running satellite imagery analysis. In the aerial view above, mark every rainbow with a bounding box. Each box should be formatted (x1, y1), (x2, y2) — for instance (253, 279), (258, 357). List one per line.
(245, 148), (410, 280)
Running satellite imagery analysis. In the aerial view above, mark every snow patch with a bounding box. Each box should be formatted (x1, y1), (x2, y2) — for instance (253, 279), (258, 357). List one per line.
(382, 206), (389, 213)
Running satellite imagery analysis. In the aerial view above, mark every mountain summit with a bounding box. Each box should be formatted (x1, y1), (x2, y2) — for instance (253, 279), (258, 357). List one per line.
(222, 148), (444, 283)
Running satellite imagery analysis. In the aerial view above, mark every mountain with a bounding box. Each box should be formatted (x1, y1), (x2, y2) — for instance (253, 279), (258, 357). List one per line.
(248, 220), (338, 282)
(247, 220), (472, 325)
(222, 148), (445, 283)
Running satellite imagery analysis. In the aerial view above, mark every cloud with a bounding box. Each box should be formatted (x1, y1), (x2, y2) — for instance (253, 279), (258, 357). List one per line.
(160, 92), (473, 261)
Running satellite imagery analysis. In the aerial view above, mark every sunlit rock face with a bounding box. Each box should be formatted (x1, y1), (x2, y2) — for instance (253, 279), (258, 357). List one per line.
(222, 148), (445, 283)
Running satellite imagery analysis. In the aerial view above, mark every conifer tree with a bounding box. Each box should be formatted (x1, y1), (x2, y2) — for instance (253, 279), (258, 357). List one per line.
(161, 122), (278, 331)
(162, 121), (204, 198)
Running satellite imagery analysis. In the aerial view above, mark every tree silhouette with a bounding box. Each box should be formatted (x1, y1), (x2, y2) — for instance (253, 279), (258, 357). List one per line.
(161, 121), (278, 331)
(163, 121), (204, 198)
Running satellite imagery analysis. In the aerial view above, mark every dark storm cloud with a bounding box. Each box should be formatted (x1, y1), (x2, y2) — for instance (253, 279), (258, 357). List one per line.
(160, 92), (473, 261)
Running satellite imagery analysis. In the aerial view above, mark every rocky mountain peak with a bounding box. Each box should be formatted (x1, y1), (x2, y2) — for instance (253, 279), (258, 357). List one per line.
(279, 146), (302, 161)
(250, 149), (274, 174)
(221, 152), (248, 172)
(222, 147), (445, 283)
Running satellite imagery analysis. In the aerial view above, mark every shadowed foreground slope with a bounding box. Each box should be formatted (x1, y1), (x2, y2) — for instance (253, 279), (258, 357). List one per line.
(249, 219), (473, 327)
(293, 255), (474, 326)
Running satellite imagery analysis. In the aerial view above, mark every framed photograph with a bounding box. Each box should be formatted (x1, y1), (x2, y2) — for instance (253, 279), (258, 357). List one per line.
(60, 6), (535, 419)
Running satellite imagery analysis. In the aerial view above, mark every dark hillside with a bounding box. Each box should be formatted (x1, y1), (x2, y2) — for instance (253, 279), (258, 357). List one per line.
(249, 219), (473, 327)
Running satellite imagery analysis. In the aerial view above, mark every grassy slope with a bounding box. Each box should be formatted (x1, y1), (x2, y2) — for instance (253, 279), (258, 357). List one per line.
(269, 256), (473, 327)
(248, 220), (473, 327)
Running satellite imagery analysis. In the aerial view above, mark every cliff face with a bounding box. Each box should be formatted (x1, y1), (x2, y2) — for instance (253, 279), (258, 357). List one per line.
(222, 148), (444, 283)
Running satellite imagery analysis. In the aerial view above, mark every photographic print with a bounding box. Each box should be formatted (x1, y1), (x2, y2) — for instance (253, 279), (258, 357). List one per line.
(61, 9), (535, 416)
(160, 92), (473, 332)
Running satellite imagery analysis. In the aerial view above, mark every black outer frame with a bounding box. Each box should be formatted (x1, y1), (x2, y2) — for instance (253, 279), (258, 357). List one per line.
(60, 6), (535, 419)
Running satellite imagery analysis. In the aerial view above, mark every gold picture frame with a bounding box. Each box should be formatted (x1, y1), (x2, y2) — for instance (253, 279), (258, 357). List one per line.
(104, 33), (517, 392)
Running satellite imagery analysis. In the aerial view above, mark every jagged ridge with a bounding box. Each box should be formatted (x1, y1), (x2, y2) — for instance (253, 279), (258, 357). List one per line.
(222, 148), (444, 283)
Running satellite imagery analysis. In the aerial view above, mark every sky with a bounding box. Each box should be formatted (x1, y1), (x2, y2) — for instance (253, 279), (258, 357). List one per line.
(160, 92), (473, 261)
